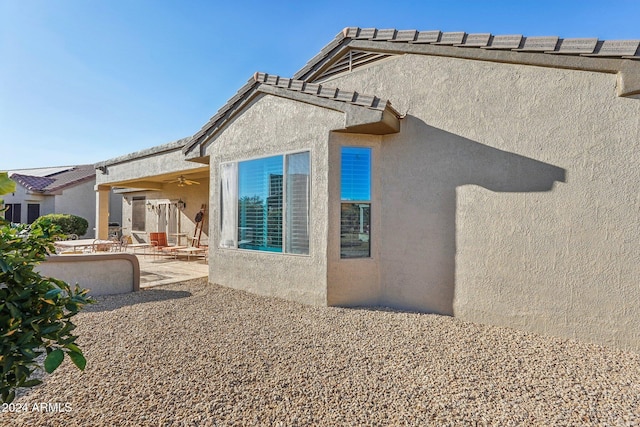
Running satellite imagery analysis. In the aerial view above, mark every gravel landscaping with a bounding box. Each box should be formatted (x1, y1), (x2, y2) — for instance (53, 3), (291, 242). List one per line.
(2, 278), (639, 426)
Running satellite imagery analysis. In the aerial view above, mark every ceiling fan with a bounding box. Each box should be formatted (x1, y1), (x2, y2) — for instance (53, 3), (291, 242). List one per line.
(166, 175), (200, 187)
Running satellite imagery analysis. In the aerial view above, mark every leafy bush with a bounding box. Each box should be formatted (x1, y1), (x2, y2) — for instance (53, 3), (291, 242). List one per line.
(32, 213), (89, 237)
(0, 214), (94, 403)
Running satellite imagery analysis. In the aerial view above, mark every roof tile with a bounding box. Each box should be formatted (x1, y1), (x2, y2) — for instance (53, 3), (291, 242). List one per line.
(373, 29), (397, 41)
(335, 89), (356, 103)
(302, 82), (320, 95)
(547, 38), (598, 54)
(318, 86), (338, 98)
(458, 33), (491, 47)
(435, 32), (466, 45)
(514, 36), (559, 52)
(290, 80), (305, 91)
(394, 30), (418, 42)
(583, 39), (640, 57)
(356, 28), (377, 40)
(352, 93), (376, 108)
(482, 34), (523, 50)
(412, 30), (441, 44)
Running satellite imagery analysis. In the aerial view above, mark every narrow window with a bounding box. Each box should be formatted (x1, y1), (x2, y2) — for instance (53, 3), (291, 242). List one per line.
(131, 196), (146, 231)
(340, 147), (371, 258)
(27, 203), (40, 224)
(4, 203), (21, 223)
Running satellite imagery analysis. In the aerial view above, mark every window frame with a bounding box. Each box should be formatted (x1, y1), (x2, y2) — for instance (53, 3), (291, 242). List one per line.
(219, 149), (312, 256)
(4, 203), (21, 223)
(340, 146), (372, 259)
(131, 196), (146, 232)
(27, 203), (40, 224)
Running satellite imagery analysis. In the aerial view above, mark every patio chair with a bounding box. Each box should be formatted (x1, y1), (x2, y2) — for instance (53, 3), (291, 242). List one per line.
(93, 239), (112, 252)
(122, 234), (151, 255)
(149, 232), (174, 258)
(151, 232), (190, 259)
(149, 232), (168, 251)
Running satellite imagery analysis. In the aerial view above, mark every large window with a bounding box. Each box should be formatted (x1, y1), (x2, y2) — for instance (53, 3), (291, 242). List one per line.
(131, 196), (146, 231)
(220, 151), (310, 255)
(4, 203), (21, 223)
(238, 155), (283, 252)
(340, 147), (371, 258)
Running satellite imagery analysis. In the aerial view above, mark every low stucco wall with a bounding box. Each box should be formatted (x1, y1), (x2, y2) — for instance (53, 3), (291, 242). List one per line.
(36, 253), (140, 296)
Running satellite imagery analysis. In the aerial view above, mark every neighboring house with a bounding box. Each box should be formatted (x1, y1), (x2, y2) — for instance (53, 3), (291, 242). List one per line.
(5, 165), (122, 237)
(96, 28), (640, 352)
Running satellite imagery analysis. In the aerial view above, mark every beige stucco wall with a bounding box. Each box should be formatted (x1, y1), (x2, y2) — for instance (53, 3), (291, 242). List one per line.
(96, 144), (204, 185)
(323, 53), (640, 351)
(326, 133), (382, 307)
(2, 183), (45, 223)
(206, 94), (342, 306)
(36, 253), (140, 296)
(53, 179), (98, 237)
(120, 181), (209, 245)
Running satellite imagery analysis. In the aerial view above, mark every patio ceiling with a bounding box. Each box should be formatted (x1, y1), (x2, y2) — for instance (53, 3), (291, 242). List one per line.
(108, 167), (210, 192)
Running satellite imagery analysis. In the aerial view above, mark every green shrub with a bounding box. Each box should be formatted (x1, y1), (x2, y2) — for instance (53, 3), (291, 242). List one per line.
(32, 214), (89, 237)
(0, 216), (94, 403)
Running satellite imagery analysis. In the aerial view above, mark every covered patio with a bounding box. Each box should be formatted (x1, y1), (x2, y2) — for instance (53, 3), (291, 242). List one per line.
(94, 138), (210, 251)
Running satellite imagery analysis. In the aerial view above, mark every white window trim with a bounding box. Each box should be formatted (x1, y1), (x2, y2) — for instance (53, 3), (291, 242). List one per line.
(219, 149), (312, 256)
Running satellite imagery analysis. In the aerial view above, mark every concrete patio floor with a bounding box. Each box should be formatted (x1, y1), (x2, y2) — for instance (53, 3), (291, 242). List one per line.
(134, 253), (209, 288)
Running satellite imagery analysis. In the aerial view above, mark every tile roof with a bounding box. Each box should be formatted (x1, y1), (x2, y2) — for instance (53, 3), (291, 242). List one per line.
(10, 174), (56, 192)
(253, 72), (395, 112)
(8, 166), (74, 177)
(184, 26), (640, 157)
(10, 165), (95, 193)
(294, 27), (640, 81)
(184, 72), (398, 155)
(98, 137), (191, 167)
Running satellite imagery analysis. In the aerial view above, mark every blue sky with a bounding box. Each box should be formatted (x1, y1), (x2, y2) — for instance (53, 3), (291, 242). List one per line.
(1, 0), (639, 170)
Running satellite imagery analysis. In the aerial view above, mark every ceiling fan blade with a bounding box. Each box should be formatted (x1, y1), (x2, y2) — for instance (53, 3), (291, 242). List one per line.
(164, 175), (201, 185)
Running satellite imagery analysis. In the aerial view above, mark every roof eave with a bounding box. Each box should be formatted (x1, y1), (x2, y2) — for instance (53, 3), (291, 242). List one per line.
(294, 28), (640, 97)
(186, 75), (401, 156)
(44, 174), (96, 193)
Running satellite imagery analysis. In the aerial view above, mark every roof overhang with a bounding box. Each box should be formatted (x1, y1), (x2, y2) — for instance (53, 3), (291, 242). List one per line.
(256, 84), (400, 134)
(184, 73), (400, 158)
(94, 167), (209, 192)
(294, 28), (640, 98)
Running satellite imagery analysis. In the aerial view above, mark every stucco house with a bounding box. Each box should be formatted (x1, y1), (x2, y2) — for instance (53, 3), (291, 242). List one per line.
(5, 165), (121, 236)
(95, 28), (640, 352)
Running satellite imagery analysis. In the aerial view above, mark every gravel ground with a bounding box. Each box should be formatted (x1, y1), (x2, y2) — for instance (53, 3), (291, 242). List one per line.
(2, 278), (639, 426)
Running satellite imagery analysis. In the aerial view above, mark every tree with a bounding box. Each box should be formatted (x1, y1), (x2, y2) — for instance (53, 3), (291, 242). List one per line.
(0, 172), (94, 403)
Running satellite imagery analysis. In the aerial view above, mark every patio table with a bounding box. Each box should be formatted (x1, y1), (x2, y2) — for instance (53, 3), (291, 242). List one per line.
(174, 247), (208, 261)
(55, 239), (118, 253)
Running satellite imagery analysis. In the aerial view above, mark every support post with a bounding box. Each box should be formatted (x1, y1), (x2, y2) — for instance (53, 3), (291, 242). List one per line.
(95, 185), (111, 239)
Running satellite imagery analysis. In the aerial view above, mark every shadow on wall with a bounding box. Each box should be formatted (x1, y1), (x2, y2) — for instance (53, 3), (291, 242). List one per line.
(379, 116), (566, 314)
